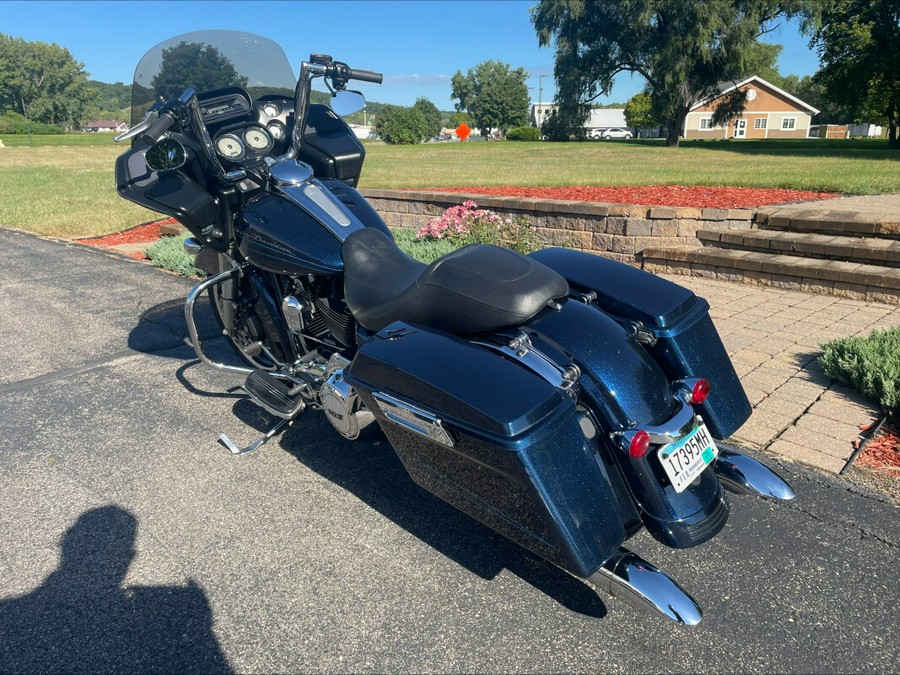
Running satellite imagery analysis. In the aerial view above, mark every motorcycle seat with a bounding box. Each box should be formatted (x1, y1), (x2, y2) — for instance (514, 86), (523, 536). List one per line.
(342, 228), (569, 335)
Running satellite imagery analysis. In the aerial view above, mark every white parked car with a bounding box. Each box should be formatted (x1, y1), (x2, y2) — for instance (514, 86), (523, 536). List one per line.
(599, 127), (633, 140)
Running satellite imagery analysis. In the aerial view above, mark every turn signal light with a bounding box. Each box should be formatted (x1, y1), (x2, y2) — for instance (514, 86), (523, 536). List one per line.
(691, 378), (711, 405)
(629, 430), (651, 459)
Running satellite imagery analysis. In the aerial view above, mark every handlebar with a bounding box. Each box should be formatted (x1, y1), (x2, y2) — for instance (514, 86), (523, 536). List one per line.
(347, 68), (383, 84)
(140, 112), (176, 145)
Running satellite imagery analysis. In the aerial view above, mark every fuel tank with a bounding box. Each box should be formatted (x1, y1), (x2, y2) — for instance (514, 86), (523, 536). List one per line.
(235, 192), (345, 276)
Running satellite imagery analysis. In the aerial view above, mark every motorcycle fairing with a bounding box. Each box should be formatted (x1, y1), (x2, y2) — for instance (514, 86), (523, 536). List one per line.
(530, 248), (752, 439)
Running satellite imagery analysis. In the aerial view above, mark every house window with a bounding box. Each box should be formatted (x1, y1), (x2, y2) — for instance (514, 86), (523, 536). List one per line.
(781, 117), (796, 130)
(699, 118), (714, 130)
(754, 118), (767, 129)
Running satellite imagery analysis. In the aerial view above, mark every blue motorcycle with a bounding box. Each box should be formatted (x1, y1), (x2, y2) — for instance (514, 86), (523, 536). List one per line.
(116, 31), (794, 625)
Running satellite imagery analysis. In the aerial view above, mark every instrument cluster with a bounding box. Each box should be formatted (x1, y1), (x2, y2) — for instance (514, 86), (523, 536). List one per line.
(214, 126), (274, 161)
(210, 96), (292, 165)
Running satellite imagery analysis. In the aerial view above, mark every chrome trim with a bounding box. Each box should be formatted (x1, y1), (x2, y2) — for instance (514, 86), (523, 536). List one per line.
(269, 158), (314, 186)
(183, 237), (202, 255)
(184, 267), (254, 375)
(714, 446), (796, 500)
(373, 392), (454, 447)
(588, 548), (703, 625)
(474, 333), (580, 393)
(611, 400), (697, 450)
(281, 295), (306, 333)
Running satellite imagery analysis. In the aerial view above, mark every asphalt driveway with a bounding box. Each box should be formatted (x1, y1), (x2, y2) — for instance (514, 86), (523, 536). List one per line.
(0, 228), (897, 673)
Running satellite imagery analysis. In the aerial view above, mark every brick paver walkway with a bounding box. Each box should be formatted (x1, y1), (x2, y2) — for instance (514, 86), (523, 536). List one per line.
(666, 273), (899, 473)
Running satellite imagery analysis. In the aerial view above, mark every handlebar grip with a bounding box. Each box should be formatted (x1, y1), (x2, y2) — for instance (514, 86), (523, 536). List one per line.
(140, 112), (176, 145)
(348, 68), (383, 84)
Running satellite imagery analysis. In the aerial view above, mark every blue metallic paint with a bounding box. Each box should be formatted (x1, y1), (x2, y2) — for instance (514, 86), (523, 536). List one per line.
(530, 247), (751, 439)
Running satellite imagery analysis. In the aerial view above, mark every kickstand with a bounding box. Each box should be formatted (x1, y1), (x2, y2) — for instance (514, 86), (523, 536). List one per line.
(218, 418), (292, 455)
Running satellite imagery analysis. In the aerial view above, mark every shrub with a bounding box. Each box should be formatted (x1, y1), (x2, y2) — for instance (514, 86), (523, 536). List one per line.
(145, 233), (203, 277)
(506, 125), (542, 141)
(0, 111), (63, 134)
(373, 104), (429, 145)
(416, 200), (544, 254)
(391, 227), (461, 263)
(819, 327), (900, 419)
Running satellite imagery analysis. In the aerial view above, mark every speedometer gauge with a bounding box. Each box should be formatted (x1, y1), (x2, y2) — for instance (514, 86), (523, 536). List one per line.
(244, 127), (273, 152)
(216, 134), (244, 160)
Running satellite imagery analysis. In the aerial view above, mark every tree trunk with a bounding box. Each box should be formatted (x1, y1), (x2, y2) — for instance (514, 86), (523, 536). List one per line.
(665, 116), (681, 147)
(887, 101), (898, 150)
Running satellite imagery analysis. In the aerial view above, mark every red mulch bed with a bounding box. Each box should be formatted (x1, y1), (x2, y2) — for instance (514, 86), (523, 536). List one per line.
(77, 218), (179, 260)
(857, 422), (900, 475)
(77, 217), (178, 247)
(419, 186), (840, 208)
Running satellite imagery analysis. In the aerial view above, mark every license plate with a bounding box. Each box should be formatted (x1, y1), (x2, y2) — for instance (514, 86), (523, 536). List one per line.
(658, 423), (718, 493)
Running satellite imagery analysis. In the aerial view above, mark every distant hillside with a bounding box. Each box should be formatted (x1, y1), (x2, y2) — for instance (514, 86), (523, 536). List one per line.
(87, 80), (131, 120)
(90, 80), (449, 125)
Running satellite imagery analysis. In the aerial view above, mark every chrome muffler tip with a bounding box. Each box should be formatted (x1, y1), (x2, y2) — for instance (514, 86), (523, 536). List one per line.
(588, 548), (703, 625)
(714, 447), (796, 501)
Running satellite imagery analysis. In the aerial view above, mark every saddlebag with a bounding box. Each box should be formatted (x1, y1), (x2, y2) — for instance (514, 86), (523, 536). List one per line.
(345, 322), (637, 578)
(530, 248), (751, 439)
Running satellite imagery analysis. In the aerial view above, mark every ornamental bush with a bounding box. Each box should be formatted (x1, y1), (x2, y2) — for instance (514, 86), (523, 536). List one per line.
(416, 200), (542, 254)
(819, 327), (900, 419)
(506, 125), (542, 141)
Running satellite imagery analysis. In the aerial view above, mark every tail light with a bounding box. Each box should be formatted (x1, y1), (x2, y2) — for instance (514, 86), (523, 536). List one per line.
(690, 378), (711, 405)
(628, 430), (651, 459)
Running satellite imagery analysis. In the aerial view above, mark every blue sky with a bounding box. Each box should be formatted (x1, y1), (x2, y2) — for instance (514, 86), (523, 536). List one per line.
(2, 0), (822, 110)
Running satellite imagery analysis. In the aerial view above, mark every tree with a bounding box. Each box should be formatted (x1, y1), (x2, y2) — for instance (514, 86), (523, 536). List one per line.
(623, 92), (660, 130)
(540, 105), (588, 140)
(449, 111), (474, 128)
(151, 41), (248, 101)
(532, 0), (811, 146)
(373, 104), (429, 144)
(0, 34), (99, 129)
(413, 97), (442, 138)
(451, 60), (530, 138)
(808, 0), (900, 148)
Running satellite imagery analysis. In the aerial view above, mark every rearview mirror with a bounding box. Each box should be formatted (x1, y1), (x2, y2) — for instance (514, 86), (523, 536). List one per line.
(330, 90), (366, 118)
(145, 137), (186, 172)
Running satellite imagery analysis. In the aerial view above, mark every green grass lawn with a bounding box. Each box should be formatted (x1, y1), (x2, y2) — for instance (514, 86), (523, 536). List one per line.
(0, 135), (897, 239)
(362, 138), (900, 194)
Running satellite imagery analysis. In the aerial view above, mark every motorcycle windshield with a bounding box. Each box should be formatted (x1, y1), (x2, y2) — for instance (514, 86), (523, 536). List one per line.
(130, 30), (297, 126)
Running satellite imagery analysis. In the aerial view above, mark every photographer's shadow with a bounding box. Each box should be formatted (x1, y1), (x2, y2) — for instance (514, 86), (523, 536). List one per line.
(0, 506), (231, 674)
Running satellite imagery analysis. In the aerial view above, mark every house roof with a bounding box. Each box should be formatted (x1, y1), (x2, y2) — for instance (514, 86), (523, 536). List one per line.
(689, 76), (820, 115)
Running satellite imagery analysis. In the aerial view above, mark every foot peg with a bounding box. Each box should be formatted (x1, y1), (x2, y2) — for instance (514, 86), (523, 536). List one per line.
(588, 548), (703, 625)
(244, 369), (306, 419)
(219, 418), (292, 455)
(714, 447), (795, 500)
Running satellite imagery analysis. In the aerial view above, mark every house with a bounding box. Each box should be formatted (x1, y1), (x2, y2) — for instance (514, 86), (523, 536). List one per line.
(85, 120), (128, 133)
(684, 76), (819, 139)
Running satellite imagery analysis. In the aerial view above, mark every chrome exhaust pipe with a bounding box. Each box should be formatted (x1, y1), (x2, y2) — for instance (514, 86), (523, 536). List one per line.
(714, 447), (796, 501)
(588, 548), (703, 625)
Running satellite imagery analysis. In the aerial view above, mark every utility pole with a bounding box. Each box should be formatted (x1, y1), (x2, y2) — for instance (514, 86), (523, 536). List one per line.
(538, 74), (547, 127)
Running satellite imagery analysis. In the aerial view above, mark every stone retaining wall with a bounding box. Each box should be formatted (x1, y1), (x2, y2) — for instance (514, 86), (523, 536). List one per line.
(360, 189), (756, 265)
